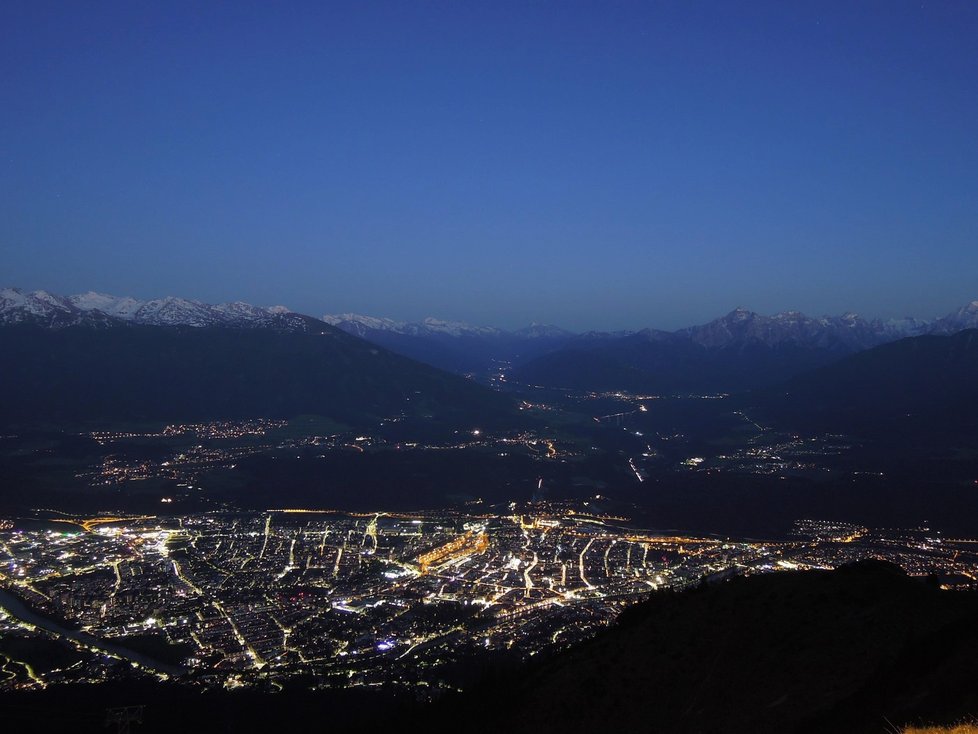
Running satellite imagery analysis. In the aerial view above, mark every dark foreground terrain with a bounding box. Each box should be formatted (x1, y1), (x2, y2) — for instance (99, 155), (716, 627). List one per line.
(4, 561), (976, 733)
(431, 560), (978, 734)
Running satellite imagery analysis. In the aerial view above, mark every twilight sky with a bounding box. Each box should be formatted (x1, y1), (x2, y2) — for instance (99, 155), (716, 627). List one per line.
(2, 1), (976, 331)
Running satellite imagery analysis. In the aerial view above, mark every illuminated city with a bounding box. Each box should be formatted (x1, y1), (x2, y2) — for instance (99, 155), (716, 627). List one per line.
(3, 3), (978, 730)
(3, 504), (975, 694)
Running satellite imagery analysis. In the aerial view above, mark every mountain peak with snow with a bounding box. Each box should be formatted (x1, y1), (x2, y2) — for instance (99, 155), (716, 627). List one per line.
(321, 313), (503, 338)
(932, 300), (978, 334)
(1, 289), (310, 330)
(5, 288), (978, 347)
(513, 323), (573, 339)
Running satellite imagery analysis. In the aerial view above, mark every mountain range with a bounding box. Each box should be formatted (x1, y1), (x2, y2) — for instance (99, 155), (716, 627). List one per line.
(5, 287), (976, 345)
(513, 303), (978, 393)
(4, 287), (978, 393)
(7, 287), (975, 341)
(324, 302), (978, 345)
(0, 288), (308, 330)
(0, 289), (514, 429)
(326, 301), (978, 388)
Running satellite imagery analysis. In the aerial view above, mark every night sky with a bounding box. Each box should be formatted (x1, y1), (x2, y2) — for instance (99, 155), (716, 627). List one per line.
(2, 1), (976, 331)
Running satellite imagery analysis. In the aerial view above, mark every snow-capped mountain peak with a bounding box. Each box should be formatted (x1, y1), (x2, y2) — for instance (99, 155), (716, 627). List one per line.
(0, 288), (77, 324)
(322, 313), (502, 338)
(419, 317), (500, 337)
(2, 289), (308, 330)
(513, 323), (573, 339)
(69, 291), (147, 319)
(322, 313), (408, 336)
(5, 288), (978, 347)
(932, 300), (978, 334)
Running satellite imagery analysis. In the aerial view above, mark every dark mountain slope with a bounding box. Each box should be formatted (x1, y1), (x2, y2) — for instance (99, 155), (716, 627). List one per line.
(334, 329), (518, 376)
(0, 322), (514, 428)
(429, 562), (978, 734)
(2, 564), (976, 733)
(754, 328), (978, 435)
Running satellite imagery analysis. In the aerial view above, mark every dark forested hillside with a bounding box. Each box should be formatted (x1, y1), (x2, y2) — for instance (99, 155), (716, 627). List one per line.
(0, 323), (515, 428)
(753, 329), (978, 435)
(426, 562), (978, 734)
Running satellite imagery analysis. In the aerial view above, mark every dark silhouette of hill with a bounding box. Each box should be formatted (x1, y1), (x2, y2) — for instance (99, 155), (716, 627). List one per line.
(753, 329), (978, 436)
(5, 563), (976, 733)
(0, 680), (401, 734)
(0, 322), (515, 429)
(426, 561), (978, 734)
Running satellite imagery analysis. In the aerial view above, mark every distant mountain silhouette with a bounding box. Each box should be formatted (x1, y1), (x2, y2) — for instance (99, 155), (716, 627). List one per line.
(513, 309), (978, 395)
(323, 312), (576, 376)
(6, 289), (978, 389)
(324, 302), (978, 384)
(754, 328), (978, 435)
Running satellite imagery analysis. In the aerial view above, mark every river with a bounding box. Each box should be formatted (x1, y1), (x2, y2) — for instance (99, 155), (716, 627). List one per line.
(0, 586), (185, 677)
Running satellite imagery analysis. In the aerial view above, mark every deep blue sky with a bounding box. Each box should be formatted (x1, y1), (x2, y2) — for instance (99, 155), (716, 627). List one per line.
(2, 1), (976, 330)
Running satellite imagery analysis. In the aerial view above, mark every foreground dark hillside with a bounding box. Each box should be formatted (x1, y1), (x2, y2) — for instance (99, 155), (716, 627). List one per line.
(0, 323), (515, 429)
(4, 563), (976, 733)
(429, 561), (978, 734)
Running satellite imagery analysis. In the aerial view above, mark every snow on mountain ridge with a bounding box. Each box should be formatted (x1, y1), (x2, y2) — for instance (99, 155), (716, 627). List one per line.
(675, 307), (938, 351)
(322, 313), (502, 338)
(932, 300), (978, 334)
(419, 317), (501, 337)
(323, 313), (585, 340)
(514, 323), (574, 339)
(321, 303), (977, 349)
(0, 288), (77, 323)
(4, 288), (978, 342)
(68, 291), (144, 318)
(2, 289), (302, 329)
(322, 313), (407, 336)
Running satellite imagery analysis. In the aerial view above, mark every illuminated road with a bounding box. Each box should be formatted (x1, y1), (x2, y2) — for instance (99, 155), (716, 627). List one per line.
(628, 458), (644, 482)
(524, 551), (539, 594)
(258, 514), (272, 559)
(579, 538), (595, 589)
(213, 600), (264, 669)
